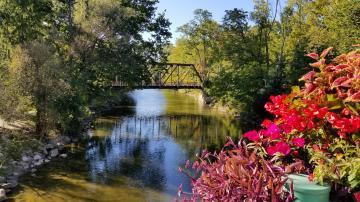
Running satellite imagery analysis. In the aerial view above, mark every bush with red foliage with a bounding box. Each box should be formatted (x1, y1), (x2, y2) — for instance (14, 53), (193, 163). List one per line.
(177, 139), (294, 202)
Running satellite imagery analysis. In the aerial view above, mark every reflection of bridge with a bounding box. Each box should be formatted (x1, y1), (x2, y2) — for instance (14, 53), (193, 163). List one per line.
(112, 63), (203, 89)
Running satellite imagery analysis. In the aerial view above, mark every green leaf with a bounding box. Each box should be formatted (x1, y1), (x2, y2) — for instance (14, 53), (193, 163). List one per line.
(330, 105), (342, 110)
(327, 94), (338, 102)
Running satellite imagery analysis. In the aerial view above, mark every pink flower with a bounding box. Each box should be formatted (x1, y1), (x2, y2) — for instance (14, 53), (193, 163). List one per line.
(264, 123), (282, 139)
(266, 146), (277, 156)
(267, 142), (291, 156)
(292, 138), (305, 148)
(243, 130), (260, 141)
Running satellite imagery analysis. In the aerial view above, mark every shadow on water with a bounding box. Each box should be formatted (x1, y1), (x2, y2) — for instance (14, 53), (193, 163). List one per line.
(11, 90), (244, 202)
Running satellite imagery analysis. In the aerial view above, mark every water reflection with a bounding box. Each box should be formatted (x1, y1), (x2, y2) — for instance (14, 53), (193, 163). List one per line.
(13, 90), (243, 202)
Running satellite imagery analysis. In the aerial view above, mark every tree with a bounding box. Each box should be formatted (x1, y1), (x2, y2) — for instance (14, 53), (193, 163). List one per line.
(7, 42), (69, 138)
(177, 9), (221, 79)
(0, 0), (171, 136)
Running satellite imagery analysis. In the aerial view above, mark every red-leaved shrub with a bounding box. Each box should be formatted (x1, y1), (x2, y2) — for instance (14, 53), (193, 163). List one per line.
(178, 139), (294, 202)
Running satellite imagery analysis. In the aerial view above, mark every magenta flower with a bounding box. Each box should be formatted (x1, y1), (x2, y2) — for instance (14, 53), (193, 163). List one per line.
(267, 142), (291, 156)
(243, 130), (260, 141)
(265, 123), (282, 139)
(292, 138), (305, 148)
(281, 124), (293, 134)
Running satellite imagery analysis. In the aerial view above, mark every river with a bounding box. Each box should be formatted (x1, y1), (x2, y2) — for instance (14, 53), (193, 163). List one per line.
(12, 89), (243, 202)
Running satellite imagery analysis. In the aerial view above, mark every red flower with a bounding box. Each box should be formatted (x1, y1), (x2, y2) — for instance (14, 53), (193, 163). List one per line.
(292, 138), (305, 148)
(314, 107), (328, 119)
(354, 192), (360, 202)
(267, 142), (291, 156)
(327, 112), (340, 124)
(261, 119), (272, 128)
(307, 120), (316, 129)
(281, 124), (293, 134)
(338, 132), (348, 139)
(243, 130), (260, 141)
(342, 108), (351, 116)
(350, 116), (360, 130)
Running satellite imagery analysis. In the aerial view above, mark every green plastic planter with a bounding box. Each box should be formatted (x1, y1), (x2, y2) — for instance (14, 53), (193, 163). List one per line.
(285, 174), (331, 202)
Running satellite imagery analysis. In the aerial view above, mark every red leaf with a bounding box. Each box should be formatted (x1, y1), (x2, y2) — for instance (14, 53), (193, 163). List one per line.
(304, 83), (315, 94)
(349, 91), (360, 102)
(333, 64), (350, 71)
(320, 47), (333, 58)
(310, 59), (325, 68)
(331, 77), (349, 88)
(299, 71), (317, 81)
(305, 53), (319, 60)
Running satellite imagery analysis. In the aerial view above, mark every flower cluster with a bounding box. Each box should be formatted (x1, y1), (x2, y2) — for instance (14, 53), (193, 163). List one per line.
(244, 47), (360, 158)
(241, 47), (360, 194)
(179, 47), (360, 202)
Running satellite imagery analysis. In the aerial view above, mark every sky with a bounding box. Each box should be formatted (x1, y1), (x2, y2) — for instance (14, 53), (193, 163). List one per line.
(155, 0), (287, 44)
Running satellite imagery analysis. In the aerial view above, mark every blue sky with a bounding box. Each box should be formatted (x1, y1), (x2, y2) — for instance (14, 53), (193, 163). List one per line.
(155, 0), (287, 43)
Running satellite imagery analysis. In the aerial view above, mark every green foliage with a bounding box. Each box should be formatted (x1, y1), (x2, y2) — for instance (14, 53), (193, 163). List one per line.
(0, 0), (170, 136)
(169, 0), (360, 126)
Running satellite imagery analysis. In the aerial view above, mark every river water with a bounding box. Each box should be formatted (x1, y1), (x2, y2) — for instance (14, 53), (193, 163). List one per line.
(12, 90), (243, 202)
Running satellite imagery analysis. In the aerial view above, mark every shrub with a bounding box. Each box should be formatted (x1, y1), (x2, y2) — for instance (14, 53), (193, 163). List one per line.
(242, 47), (360, 189)
(178, 139), (294, 202)
(180, 46), (360, 201)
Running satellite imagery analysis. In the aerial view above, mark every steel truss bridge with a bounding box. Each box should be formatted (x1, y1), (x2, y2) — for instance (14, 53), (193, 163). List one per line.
(112, 63), (203, 89)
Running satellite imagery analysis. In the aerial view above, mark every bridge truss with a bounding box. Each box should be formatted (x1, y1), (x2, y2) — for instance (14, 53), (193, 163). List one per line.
(112, 63), (203, 89)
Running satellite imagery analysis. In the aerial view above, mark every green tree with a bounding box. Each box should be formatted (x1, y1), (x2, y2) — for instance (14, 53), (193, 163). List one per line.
(7, 42), (70, 138)
(0, 0), (171, 136)
(177, 9), (221, 79)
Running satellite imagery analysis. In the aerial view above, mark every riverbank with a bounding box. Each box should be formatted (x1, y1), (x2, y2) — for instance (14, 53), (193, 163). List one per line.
(0, 131), (77, 201)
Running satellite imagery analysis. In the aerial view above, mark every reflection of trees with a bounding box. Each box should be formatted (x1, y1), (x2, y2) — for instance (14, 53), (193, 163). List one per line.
(85, 113), (244, 193)
(86, 116), (167, 191)
(164, 114), (243, 157)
